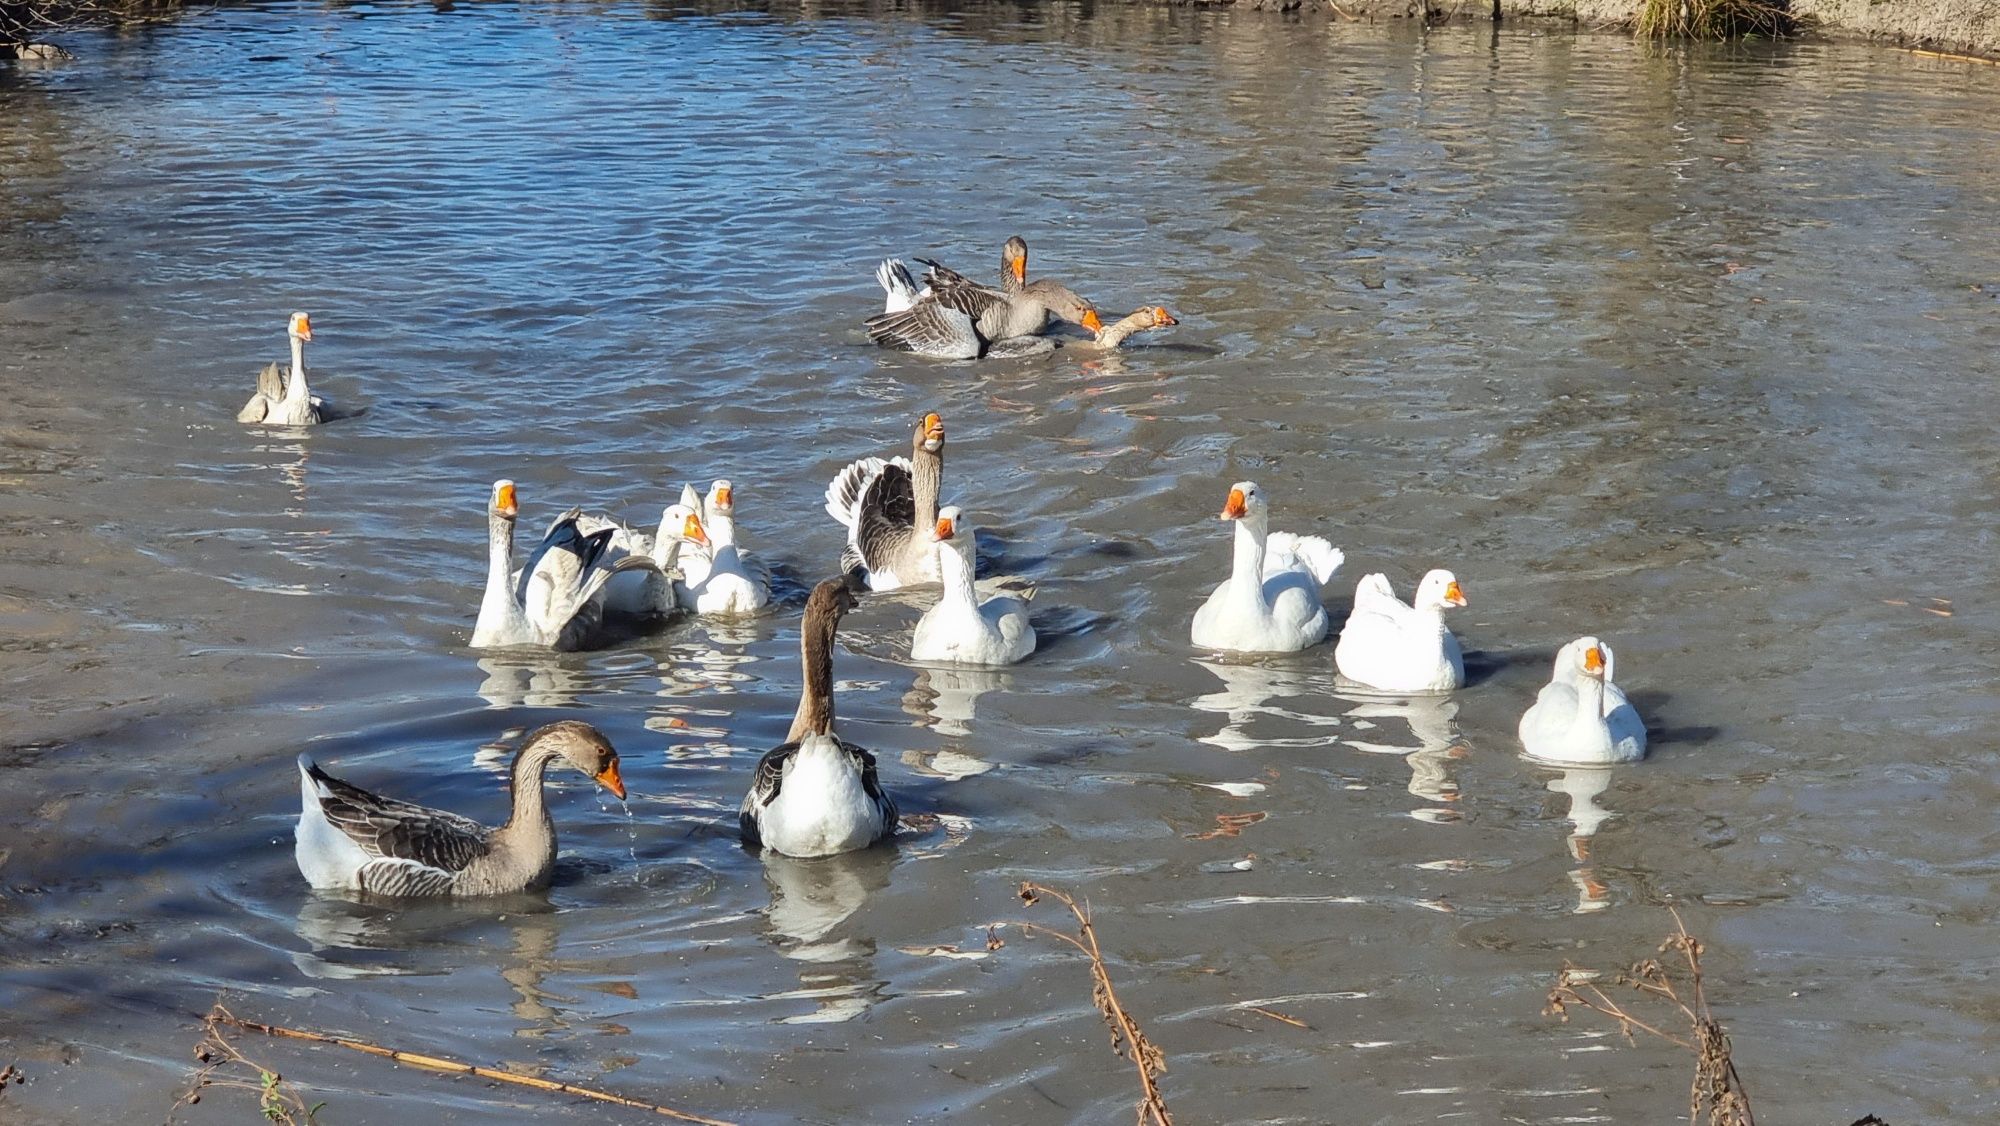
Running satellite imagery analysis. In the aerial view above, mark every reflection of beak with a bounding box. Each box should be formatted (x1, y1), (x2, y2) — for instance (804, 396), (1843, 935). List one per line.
(1220, 488), (1247, 520)
(1444, 581), (1466, 607)
(1080, 309), (1104, 334)
(683, 514), (709, 546)
(1583, 646), (1605, 674)
(935, 516), (954, 540)
(495, 483), (518, 518)
(596, 761), (627, 800)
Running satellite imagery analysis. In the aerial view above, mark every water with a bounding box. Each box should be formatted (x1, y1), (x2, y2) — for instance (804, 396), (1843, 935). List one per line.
(4, 4), (1999, 1122)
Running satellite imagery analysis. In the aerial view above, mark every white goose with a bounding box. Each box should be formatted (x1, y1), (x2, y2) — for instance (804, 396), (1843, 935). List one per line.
(236, 311), (327, 426)
(295, 721), (626, 897)
(1518, 637), (1647, 764)
(470, 480), (652, 651)
(911, 507), (1035, 666)
(578, 504), (708, 618)
(674, 479), (771, 615)
(740, 578), (898, 858)
(1333, 570), (1467, 693)
(1189, 481), (1344, 654)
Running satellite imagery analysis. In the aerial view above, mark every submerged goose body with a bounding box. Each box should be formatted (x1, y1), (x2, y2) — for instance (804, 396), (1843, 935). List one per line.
(740, 579), (898, 858)
(824, 412), (946, 591)
(866, 255), (1101, 360)
(1190, 481), (1344, 654)
(911, 507), (1035, 666)
(236, 311), (327, 426)
(471, 481), (653, 650)
(674, 480), (772, 615)
(1333, 569), (1467, 693)
(1519, 637), (1647, 765)
(295, 721), (625, 897)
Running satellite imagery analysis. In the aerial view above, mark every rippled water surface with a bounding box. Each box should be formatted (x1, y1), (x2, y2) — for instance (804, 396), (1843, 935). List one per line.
(4, 3), (2000, 1122)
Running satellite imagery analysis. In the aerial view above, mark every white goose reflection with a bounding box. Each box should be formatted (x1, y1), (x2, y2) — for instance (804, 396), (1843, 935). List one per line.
(901, 664), (1009, 743)
(475, 654), (593, 709)
(1334, 692), (1468, 824)
(1189, 659), (1343, 753)
(757, 851), (893, 1024)
(1547, 766), (1618, 914)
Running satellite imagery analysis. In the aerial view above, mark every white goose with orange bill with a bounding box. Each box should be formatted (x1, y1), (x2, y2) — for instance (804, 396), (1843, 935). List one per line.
(295, 721), (627, 897)
(236, 311), (327, 426)
(576, 503), (708, 618)
(1333, 569), (1468, 693)
(740, 578), (899, 858)
(911, 506), (1035, 666)
(1190, 481), (1345, 654)
(1518, 637), (1647, 764)
(471, 480), (656, 650)
(674, 479), (772, 615)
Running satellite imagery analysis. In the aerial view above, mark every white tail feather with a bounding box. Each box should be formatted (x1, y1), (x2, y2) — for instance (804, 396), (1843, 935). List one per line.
(1268, 533), (1344, 587)
(877, 258), (923, 315)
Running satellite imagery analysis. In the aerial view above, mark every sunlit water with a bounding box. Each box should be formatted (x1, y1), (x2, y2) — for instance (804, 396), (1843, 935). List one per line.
(3, 3), (2000, 1122)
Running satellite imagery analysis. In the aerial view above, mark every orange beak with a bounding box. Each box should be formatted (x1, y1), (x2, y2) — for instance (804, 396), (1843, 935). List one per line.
(595, 761), (627, 800)
(295, 315), (313, 341)
(1220, 488), (1247, 520)
(935, 516), (954, 540)
(1154, 307), (1178, 326)
(683, 513), (709, 546)
(1443, 581), (1466, 607)
(1582, 646), (1604, 674)
(495, 482), (518, 518)
(1010, 256), (1027, 284)
(1080, 309), (1104, 334)
(922, 412), (945, 441)
(714, 485), (732, 509)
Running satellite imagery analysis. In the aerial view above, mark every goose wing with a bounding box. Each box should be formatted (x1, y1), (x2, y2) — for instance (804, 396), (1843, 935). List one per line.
(301, 757), (490, 872)
(1265, 533), (1343, 586)
(850, 459), (917, 573)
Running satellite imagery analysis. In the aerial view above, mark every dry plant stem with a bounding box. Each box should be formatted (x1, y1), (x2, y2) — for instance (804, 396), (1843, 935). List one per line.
(1544, 908), (1754, 1126)
(170, 1009), (319, 1125)
(191, 1004), (736, 1126)
(999, 883), (1172, 1126)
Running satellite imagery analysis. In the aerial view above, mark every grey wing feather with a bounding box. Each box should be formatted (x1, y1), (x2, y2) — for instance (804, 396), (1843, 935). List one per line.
(305, 760), (490, 872)
(865, 300), (984, 359)
(356, 858), (461, 897)
(738, 742), (798, 846)
(852, 461), (916, 572)
(256, 361), (285, 401)
(845, 739), (897, 833)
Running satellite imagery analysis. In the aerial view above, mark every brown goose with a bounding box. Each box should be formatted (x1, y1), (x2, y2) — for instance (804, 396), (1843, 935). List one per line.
(877, 236), (1031, 313)
(295, 721), (626, 897)
(739, 578), (898, 857)
(1090, 306), (1179, 349)
(822, 411), (945, 591)
(866, 258), (1101, 360)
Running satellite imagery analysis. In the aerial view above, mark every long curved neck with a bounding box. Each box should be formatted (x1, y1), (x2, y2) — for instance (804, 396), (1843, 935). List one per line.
(496, 738), (562, 844)
(477, 512), (525, 636)
(1569, 672), (1607, 730)
(1227, 516), (1269, 612)
(286, 334), (310, 400)
(785, 606), (838, 743)
(1093, 312), (1152, 350)
(912, 446), (942, 529)
(937, 538), (979, 611)
(706, 509), (738, 549)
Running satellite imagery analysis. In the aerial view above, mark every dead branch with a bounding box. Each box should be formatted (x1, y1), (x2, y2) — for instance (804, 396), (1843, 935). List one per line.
(169, 1010), (321, 1125)
(178, 1003), (736, 1126)
(990, 883), (1172, 1126)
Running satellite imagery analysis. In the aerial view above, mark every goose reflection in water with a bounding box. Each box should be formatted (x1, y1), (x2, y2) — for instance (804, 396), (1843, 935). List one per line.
(1335, 692), (1468, 825)
(1189, 659), (1344, 754)
(1547, 766), (1618, 914)
(475, 654), (594, 709)
(900, 663), (1010, 747)
(756, 851), (893, 1025)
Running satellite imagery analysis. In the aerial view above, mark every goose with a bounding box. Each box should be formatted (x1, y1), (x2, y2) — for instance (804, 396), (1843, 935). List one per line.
(911, 507), (1035, 666)
(740, 578), (898, 858)
(236, 311), (326, 426)
(1190, 481), (1345, 654)
(295, 720), (626, 897)
(824, 411), (946, 591)
(1089, 306), (1179, 350)
(877, 235), (1032, 315)
(578, 503), (708, 618)
(674, 480), (772, 615)
(471, 480), (653, 650)
(1332, 570), (1467, 693)
(866, 258), (1102, 360)
(1518, 637), (1647, 764)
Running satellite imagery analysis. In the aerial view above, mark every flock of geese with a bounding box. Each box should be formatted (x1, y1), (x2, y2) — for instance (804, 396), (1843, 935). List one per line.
(258, 237), (1646, 900)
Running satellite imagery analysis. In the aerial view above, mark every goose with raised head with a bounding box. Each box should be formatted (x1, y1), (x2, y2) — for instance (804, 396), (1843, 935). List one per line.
(674, 479), (772, 615)
(876, 235), (1033, 315)
(867, 257), (1101, 360)
(1190, 481), (1345, 654)
(471, 480), (654, 650)
(1333, 569), (1467, 693)
(577, 503), (708, 618)
(911, 507), (1035, 666)
(824, 411), (946, 591)
(295, 721), (626, 897)
(740, 578), (898, 858)
(236, 311), (327, 426)
(1518, 637), (1647, 764)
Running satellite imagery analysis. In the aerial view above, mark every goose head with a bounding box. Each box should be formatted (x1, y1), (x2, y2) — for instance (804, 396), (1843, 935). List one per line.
(1414, 569), (1467, 611)
(914, 411), (946, 455)
(524, 720), (625, 800)
(665, 504), (709, 547)
(1219, 480), (1268, 526)
(1042, 285), (1103, 335)
(706, 479), (734, 516)
(1002, 236), (1028, 286)
(931, 504), (974, 558)
(805, 574), (861, 625)
(1136, 306), (1178, 329)
(1565, 636), (1614, 682)
(288, 311), (313, 342)
(490, 479), (519, 522)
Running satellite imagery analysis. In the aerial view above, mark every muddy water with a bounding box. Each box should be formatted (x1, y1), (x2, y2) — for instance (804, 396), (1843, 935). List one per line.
(3, 3), (1999, 1122)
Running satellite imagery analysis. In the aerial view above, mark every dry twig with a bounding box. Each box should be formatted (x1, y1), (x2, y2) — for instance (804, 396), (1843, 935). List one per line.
(990, 883), (1172, 1125)
(1544, 908), (1754, 1126)
(176, 1003), (736, 1126)
(170, 1008), (322, 1125)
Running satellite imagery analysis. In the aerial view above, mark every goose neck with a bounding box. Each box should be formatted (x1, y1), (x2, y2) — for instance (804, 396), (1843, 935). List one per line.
(938, 536), (978, 608)
(785, 602), (838, 743)
(496, 736), (562, 848)
(287, 334), (310, 399)
(912, 446), (942, 528)
(1227, 516), (1268, 610)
